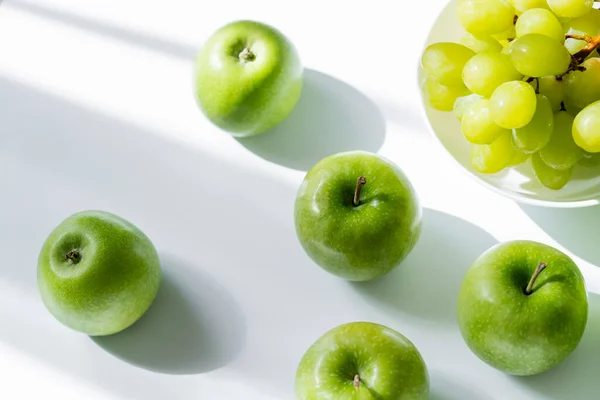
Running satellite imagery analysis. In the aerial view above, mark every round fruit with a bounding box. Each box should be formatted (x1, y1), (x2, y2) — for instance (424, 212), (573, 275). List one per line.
(534, 76), (566, 112)
(295, 322), (429, 399)
(462, 99), (509, 144)
(512, 0), (551, 14)
(460, 33), (503, 53)
(515, 8), (565, 43)
(565, 8), (600, 36)
(532, 152), (574, 190)
(573, 100), (600, 153)
(38, 210), (162, 336)
(457, 0), (516, 36)
(294, 151), (421, 282)
(194, 20), (303, 137)
(421, 42), (475, 86)
(540, 111), (583, 169)
(510, 34), (571, 77)
(512, 94), (554, 154)
(462, 52), (522, 97)
(453, 93), (483, 120)
(565, 58), (600, 110)
(457, 240), (588, 376)
(547, 0), (594, 18)
(470, 131), (516, 173)
(490, 81), (538, 129)
(422, 75), (470, 111)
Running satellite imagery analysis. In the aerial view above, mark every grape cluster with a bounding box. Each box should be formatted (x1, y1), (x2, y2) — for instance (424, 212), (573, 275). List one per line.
(421, 0), (600, 190)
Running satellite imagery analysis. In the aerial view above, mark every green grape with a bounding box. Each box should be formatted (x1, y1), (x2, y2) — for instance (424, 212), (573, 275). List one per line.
(493, 25), (517, 41)
(512, 0), (551, 15)
(540, 111), (583, 169)
(470, 131), (516, 173)
(510, 34), (572, 76)
(565, 101), (584, 116)
(462, 99), (510, 143)
(508, 149), (531, 166)
(579, 150), (600, 166)
(547, 0), (594, 18)
(462, 52), (523, 97)
(565, 58), (600, 110)
(453, 93), (483, 120)
(460, 33), (504, 53)
(421, 42), (475, 86)
(573, 100), (600, 152)
(515, 8), (565, 42)
(458, 0), (516, 36)
(490, 81), (538, 128)
(512, 94), (554, 153)
(532, 152), (573, 190)
(501, 40), (517, 55)
(565, 8), (600, 36)
(533, 76), (566, 111)
(422, 75), (471, 111)
(564, 38), (588, 54)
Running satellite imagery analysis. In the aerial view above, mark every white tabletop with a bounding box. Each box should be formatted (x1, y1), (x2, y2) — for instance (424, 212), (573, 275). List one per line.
(1, 1), (599, 399)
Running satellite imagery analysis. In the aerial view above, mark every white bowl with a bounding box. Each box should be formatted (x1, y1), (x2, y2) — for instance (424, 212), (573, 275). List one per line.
(417, 0), (600, 208)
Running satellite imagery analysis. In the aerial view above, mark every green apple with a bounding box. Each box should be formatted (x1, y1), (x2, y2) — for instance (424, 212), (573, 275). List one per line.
(457, 240), (588, 376)
(37, 210), (162, 336)
(295, 322), (429, 399)
(294, 151), (422, 281)
(194, 20), (303, 137)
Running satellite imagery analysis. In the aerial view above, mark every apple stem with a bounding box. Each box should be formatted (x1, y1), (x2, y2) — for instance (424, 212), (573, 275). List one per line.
(65, 249), (82, 264)
(353, 375), (360, 389)
(525, 262), (548, 295)
(353, 176), (367, 207)
(239, 48), (256, 63)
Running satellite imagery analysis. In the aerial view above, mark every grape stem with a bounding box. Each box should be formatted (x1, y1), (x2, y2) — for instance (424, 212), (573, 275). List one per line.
(571, 34), (600, 64)
(566, 33), (593, 42)
(525, 77), (540, 94)
(556, 34), (600, 80)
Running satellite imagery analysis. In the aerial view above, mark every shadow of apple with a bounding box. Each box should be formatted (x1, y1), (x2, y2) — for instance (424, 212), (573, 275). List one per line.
(520, 204), (600, 268)
(511, 293), (600, 399)
(351, 208), (498, 326)
(92, 254), (246, 374)
(236, 69), (386, 171)
(429, 370), (496, 400)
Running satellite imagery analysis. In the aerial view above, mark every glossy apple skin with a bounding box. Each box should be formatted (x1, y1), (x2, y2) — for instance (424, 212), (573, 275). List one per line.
(457, 240), (588, 376)
(37, 211), (162, 336)
(295, 322), (429, 400)
(294, 151), (422, 281)
(194, 20), (303, 137)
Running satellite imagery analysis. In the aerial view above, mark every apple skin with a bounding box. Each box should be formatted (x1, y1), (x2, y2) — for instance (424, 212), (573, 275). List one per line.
(37, 210), (162, 336)
(194, 20), (303, 137)
(294, 151), (422, 281)
(295, 322), (429, 400)
(457, 240), (588, 376)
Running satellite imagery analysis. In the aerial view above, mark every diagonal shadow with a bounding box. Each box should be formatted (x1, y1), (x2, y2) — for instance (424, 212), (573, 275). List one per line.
(237, 69), (386, 171)
(92, 254), (246, 375)
(5, 0), (197, 60)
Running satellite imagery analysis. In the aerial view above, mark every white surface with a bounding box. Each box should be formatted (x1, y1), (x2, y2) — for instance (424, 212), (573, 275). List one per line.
(0, 1), (599, 399)
(419, 0), (600, 208)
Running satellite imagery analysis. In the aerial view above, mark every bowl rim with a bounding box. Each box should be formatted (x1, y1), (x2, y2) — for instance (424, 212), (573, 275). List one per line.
(414, 1), (600, 209)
